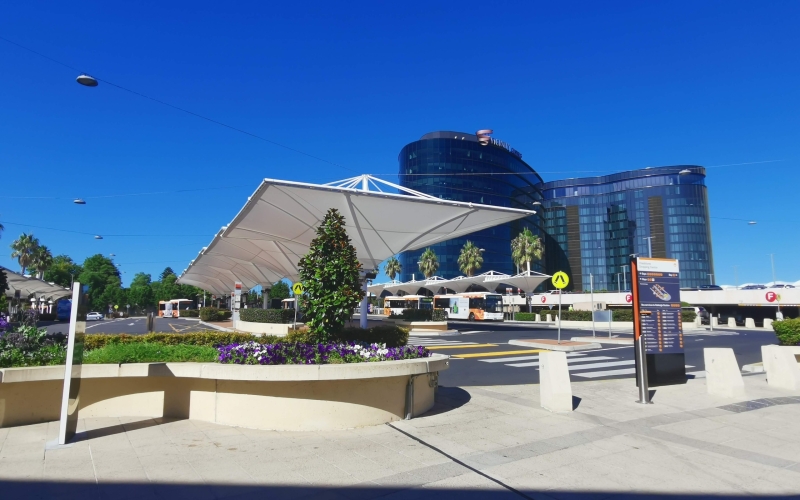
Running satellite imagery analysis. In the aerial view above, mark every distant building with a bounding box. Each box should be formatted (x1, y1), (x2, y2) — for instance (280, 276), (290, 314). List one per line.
(396, 131), (545, 282)
(539, 166), (714, 290)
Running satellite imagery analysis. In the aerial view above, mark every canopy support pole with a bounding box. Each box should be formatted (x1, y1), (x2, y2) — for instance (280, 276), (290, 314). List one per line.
(360, 280), (369, 329)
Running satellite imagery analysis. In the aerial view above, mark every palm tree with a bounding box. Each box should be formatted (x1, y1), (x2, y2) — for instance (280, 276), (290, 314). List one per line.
(31, 245), (53, 279)
(384, 256), (402, 281)
(511, 228), (543, 274)
(417, 248), (439, 279)
(457, 241), (483, 277)
(10, 233), (39, 275)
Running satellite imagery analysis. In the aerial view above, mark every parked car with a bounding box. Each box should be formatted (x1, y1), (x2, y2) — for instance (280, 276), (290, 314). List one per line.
(740, 284), (767, 290)
(86, 312), (103, 321)
(698, 284), (723, 290)
(769, 284), (795, 289)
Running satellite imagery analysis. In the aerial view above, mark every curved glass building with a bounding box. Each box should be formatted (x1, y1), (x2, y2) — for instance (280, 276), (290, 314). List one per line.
(539, 166), (714, 290)
(396, 131), (545, 282)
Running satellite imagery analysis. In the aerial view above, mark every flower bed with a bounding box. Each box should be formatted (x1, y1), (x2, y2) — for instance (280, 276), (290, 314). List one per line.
(218, 342), (429, 365)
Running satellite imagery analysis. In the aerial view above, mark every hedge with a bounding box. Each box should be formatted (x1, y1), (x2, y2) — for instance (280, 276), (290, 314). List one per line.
(239, 308), (294, 324)
(392, 309), (448, 322)
(199, 307), (232, 322)
(773, 318), (800, 346)
(283, 325), (408, 347)
(84, 331), (285, 351)
(178, 310), (199, 318)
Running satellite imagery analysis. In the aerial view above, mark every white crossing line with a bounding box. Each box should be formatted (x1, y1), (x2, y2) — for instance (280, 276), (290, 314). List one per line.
(410, 340), (477, 346)
(574, 368), (635, 378)
(509, 356), (617, 368)
(480, 353), (586, 364)
(460, 331), (487, 334)
(562, 360), (635, 371)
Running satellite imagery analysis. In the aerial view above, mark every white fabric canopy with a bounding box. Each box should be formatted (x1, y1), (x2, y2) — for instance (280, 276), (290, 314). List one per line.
(1, 266), (72, 299)
(178, 176), (535, 295)
(428, 271), (512, 294)
(483, 270), (551, 293)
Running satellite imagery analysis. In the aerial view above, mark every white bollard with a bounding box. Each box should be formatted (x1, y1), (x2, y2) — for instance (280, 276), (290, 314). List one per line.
(711, 317), (719, 327)
(694, 316), (702, 327)
(727, 317), (736, 327)
(546, 314), (552, 322)
(761, 345), (800, 390)
(745, 318), (755, 328)
(764, 319), (773, 329)
(704, 348), (745, 398)
(535, 314), (541, 322)
(539, 351), (573, 412)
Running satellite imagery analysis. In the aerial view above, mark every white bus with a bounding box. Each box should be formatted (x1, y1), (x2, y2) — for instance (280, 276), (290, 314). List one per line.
(383, 295), (433, 316)
(158, 299), (196, 318)
(434, 292), (504, 321)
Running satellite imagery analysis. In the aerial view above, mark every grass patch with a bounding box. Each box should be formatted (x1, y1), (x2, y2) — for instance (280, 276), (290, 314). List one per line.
(83, 343), (219, 364)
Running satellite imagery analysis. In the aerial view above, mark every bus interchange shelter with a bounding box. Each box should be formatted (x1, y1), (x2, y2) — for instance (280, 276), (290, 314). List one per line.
(370, 270), (551, 297)
(1, 265), (71, 315)
(177, 175), (536, 328)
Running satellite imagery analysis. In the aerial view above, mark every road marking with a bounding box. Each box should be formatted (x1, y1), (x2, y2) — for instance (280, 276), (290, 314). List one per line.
(561, 360), (635, 371)
(480, 353), (586, 363)
(452, 349), (542, 359)
(168, 323), (194, 333)
(426, 344), (499, 350)
(460, 331), (487, 334)
(574, 368), (636, 378)
(411, 339), (477, 345)
(507, 356), (617, 368)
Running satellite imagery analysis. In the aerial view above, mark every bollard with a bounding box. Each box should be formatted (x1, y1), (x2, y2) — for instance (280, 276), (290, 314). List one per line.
(704, 348), (745, 398)
(764, 319), (773, 329)
(146, 312), (155, 333)
(745, 318), (755, 328)
(546, 314), (552, 322)
(727, 318), (736, 327)
(535, 314), (541, 322)
(711, 317), (719, 328)
(539, 351), (573, 412)
(761, 345), (800, 390)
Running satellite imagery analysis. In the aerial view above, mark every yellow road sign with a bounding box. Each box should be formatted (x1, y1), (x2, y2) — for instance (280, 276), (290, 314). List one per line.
(292, 283), (304, 295)
(552, 271), (569, 289)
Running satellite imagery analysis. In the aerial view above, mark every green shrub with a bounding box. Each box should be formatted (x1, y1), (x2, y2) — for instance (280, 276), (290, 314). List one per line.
(336, 325), (408, 347)
(84, 331), (283, 350)
(773, 318), (800, 346)
(178, 309), (199, 318)
(681, 310), (697, 322)
(611, 309), (633, 322)
(515, 312), (538, 321)
(219, 310), (232, 320)
(199, 307), (221, 321)
(431, 309), (447, 322)
(239, 308), (294, 324)
(83, 343), (219, 364)
(399, 309), (432, 321)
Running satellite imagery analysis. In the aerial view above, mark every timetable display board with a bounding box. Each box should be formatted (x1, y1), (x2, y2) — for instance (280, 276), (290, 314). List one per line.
(636, 258), (684, 354)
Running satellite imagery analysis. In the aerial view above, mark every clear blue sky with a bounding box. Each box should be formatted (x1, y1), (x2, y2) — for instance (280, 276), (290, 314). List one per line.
(1, 0), (798, 288)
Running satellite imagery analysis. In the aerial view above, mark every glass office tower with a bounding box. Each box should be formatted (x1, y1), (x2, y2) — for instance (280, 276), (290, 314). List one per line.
(539, 166), (714, 290)
(396, 131), (545, 282)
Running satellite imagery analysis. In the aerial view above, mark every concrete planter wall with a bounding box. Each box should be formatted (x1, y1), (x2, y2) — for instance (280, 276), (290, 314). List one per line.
(234, 319), (290, 336)
(0, 355), (449, 431)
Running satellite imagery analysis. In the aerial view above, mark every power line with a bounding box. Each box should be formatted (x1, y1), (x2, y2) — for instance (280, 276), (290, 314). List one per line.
(0, 184), (252, 200)
(0, 35), (357, 174)
(0, 220), (210, 237)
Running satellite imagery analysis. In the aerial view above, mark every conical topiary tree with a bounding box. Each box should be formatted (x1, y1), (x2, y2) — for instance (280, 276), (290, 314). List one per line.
(298, 208), (364, 342)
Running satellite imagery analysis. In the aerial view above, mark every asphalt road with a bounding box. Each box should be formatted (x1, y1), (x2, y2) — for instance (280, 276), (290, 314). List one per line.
(412, 321), (778, 387)
(43, 317), (212, 335)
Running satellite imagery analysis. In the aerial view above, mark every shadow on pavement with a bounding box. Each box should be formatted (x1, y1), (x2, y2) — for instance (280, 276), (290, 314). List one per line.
(0, 480), (789, 500)
(420, 386), (471, 417)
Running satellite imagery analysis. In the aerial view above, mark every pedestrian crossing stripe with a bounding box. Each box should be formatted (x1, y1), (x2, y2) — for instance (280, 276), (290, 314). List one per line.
(452, 349), (543, 359)
(423, 344), (498, 350)
(506, 355), (617, 368)
(480, 352), (587, 363)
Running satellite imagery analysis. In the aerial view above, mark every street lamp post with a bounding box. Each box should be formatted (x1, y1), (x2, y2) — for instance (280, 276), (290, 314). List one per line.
(644, 237), (655, 258)
(616, 273), (621, 292)
(590, 273), (595, 338)
(769, 254), (777, 284)
(622, 265), (629, 291)
(733, 265), (739, 288)
(708, 274), (714, 285)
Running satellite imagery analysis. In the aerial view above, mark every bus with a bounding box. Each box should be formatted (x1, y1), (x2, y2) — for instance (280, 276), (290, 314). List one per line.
(383, 295), (433, 316)
(158, 299), (196, 318)
(434, 292), (504, 321)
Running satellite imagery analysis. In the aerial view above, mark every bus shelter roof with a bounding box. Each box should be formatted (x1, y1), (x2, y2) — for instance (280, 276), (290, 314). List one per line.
(430, 271), (512, 294)
(483, 270), (552, 293)
(177, 175), (535, 295)
(1, 266), (72, 299)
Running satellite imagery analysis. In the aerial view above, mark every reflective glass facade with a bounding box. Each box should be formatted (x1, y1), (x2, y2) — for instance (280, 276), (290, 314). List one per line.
(540, 166), (714, 290)
(397, 131), (545, 282)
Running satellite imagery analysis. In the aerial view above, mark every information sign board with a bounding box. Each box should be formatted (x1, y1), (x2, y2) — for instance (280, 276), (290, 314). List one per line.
(58, 282), (88, 444)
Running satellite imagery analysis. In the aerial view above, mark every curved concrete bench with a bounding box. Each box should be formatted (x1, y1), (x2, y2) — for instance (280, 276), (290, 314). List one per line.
(0, 355), (449, 431)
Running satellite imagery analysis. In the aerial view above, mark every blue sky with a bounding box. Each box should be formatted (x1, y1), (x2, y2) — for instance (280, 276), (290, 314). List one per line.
(1, 0), (798, 288)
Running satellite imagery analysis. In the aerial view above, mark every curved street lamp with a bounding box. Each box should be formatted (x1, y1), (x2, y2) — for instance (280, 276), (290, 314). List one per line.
(76, 74), (98, 87)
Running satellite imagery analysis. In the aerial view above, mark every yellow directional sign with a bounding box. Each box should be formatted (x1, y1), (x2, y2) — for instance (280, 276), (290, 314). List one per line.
(292, 283), (304, 295)
(552, 271), (569, 289)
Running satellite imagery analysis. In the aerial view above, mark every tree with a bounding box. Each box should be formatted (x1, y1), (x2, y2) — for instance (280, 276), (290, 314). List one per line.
(511, 228), (544, 274)
(159, 267), (176, 281)
(43, 255), (83, 288)
(30, 245), (53, 279)
(78, 254), (122, 312)
(0, 268), (8, 314)
(384, 256), (402, 281)
(10, 233), (39, 275)
(297, 208), (364, 342)
(269, 281), (290, 301)
(418, 247), (439, 279)
(457, 241), (484, 277)
(128, 272), (156, 311)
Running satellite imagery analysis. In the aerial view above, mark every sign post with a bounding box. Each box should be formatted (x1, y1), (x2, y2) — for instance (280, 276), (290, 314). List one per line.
(590, 273), (595, 338)
(292, 283), (304, 329)
(58, 283), (88, 444)
(551, 271), (569, 344)
(633, 257), (686, 402)
(233, 282), (242, 327)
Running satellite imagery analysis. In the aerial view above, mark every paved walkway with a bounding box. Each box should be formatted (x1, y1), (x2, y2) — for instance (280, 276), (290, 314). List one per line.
(1, 375), (799, 499)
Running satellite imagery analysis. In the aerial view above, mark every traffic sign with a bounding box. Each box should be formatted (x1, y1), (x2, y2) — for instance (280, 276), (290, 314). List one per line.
(552, 271), (569, 289)
(626, 293), (632, 303)
(292, 283), (305, 295)
(766, 291), (778, 303)
(540, 295), (547, 303)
